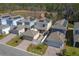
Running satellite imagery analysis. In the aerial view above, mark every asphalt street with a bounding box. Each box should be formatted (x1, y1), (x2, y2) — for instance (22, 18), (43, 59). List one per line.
(0, 43), (33, 56)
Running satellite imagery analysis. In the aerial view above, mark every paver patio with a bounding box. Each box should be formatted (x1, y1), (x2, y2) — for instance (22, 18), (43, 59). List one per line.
(0, 34), (16, 43)
(44, 46), (61, 56)
(16, 40), (31, 51)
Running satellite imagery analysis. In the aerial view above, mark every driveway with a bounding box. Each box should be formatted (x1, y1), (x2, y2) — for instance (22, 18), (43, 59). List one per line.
(16, 40), (31, 51)
(44, 46), (61, 56)
(0, 34), (16, 43)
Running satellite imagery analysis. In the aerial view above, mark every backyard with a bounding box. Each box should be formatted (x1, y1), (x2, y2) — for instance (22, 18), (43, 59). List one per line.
(63, 30), (79, 56)
(27, 44), (48, 55)
(6, 36), (23, 47)
(64, 46), (79, 56)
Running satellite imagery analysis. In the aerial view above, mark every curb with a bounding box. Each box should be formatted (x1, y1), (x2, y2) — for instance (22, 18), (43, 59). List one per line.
(0, 42), (40, 56)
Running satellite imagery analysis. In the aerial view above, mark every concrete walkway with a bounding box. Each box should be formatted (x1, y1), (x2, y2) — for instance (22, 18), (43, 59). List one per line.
(16, 40), (31, 51)
(44, 46), (60, 56)
(0, 34), (16, 43)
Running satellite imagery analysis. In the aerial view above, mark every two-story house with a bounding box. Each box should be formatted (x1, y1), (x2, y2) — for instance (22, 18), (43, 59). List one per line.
(34, 17), (52, 33)
(0, 25), (10, 35)
(73, 22), (79, 47)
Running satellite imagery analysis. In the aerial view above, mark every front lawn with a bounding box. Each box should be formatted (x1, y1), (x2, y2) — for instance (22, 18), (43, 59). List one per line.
(64, 46), (79, 56)
(0, 34), (8, 40)
(27, 44), (48, 55)
(7, 36), (23, 47)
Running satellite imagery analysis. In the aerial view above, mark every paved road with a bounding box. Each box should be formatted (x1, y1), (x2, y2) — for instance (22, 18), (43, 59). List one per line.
(0, 34), (16, 43)
(0, 43), (33, 56)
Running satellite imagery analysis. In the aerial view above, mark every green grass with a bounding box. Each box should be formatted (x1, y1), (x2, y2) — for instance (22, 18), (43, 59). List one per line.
(27, 44), (48, 55)
(0, 34), (8, 40)
(64, 46), (79, 56)
(68, 23), (74, 28)
(7, 36), (23, 47)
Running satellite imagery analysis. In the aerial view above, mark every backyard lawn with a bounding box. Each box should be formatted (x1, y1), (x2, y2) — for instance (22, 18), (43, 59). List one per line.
(64, 46), (79, 56)
(64, 30), (79, 56)
(27, 44), (48, 55)
(0, 34), (8, 40)
(7, 36), (23, 47)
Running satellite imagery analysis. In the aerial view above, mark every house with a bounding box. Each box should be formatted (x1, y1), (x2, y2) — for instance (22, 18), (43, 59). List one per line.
(6, 15), (24, 26)
(24, 16), (36, 30)
(10, 25), (25, 35)
(17, 19), (25, 25)
(44, 31), (66, 48)
(0, 15), (11, 25)
(22, 30), (40, 41)
(73, 22), (79, 47)
(34, 17), (52, 33)
(52, 19), (68, 34)
(0, 25), (10, 34)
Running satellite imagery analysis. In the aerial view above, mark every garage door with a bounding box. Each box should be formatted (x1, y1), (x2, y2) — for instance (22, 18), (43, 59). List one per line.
(45, 40), (63, 48)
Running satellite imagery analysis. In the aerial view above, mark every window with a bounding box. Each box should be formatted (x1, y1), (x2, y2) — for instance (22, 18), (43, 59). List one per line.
(75, 30), (79, 34)
(39, 20), (44, 22)
(43, 24), (45, 27)
(25, 22), (29, 25)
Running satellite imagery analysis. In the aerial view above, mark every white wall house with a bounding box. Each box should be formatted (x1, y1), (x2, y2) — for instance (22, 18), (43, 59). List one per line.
(0, 25), (10, 34)
(34, 18), (52, 32)
(6, 15), (24, 26)
(10, 25), (25, 35)
(0, 15), (11, 25)
(73, 22), (79, 47)
(52, 19), (68, 34)
(24, 17), (36, 29)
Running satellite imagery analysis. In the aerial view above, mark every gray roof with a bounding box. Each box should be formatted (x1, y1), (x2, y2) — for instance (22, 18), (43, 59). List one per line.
(46, 31), (65, 43)
(16, 25), (25, 30)
(53, 19), (68, 29)
(23, 30), (39, 37)
(0, 25), (10, 30)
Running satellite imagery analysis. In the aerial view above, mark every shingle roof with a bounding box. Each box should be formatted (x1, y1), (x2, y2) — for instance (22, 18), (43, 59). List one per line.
(46, 31), (65, 43)
(23, 30), (39, 37)
(53, 19), (68, 29)
(16, 25), (25, 30)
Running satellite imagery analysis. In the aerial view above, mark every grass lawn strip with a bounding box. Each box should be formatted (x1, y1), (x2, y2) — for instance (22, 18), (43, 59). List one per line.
(0, 34), (8, 40)
(7, 36), (23, 47)
(64, 46), (79, 56)
(27, 44), (48, 55)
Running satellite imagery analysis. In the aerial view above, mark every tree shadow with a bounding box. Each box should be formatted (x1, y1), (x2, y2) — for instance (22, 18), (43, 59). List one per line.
(66, 30), (73, 47)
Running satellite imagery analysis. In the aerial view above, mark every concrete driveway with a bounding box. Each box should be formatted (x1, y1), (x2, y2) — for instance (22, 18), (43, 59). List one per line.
(0, 34), (16, 43)
(44, 46), (61, 56)
(16, 40), (31, 51)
